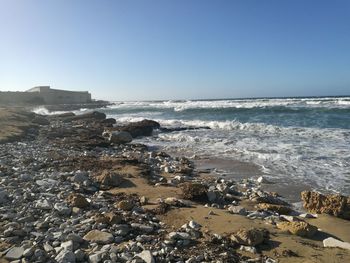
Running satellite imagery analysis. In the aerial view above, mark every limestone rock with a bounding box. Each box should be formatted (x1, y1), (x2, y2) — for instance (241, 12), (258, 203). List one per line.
(276, 221), (318, 237)
(301, 191), (350, 220)
(83, 230), (114, 245)
(109, 131), (132, 144)
(96, 170), (123, 188)
(257, 203), (292, 215)
(66, 193), (89, 208)
(230, 228), (266, 246)
(323, 237), (350, 250)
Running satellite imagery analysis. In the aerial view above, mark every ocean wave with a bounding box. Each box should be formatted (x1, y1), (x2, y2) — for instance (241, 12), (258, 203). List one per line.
(106, 97), (350, 111)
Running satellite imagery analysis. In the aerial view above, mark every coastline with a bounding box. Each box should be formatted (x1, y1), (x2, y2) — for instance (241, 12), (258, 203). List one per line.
(1, 108), (350, 262)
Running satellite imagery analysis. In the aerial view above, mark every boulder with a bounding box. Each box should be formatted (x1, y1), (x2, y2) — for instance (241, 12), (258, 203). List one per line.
(257, 203), (292, 215)
(230, 228), (266, 246)
(276, 221), (318, 237)
(68, 111), (106, 121)
(96, 170), (123, 188)
(109, 131), (133, 144)
(83, 230), (114, 244)
(301, 191), (350, 220)
(181, 182), (208, 202)
(113, 119), (160, 138)
(66, 193), (89, 208)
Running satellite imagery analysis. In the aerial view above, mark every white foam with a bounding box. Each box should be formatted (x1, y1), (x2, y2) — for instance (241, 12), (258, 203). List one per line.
(107, 97), (350, 111)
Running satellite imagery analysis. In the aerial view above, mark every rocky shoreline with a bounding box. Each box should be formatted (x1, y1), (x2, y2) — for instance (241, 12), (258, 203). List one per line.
(1, 109), (350, 263)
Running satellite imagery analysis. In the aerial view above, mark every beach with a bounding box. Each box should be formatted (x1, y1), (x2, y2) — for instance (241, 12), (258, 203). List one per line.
(1, 107), (350, 263)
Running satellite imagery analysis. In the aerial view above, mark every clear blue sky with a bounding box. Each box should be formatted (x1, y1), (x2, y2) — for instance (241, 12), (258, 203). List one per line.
(0, 0), (349, 100)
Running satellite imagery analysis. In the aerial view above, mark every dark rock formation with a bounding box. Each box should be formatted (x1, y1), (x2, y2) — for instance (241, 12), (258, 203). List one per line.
(111, 119), (160, 138)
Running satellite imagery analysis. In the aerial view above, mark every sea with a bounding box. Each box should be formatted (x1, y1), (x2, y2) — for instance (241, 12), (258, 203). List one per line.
(35, 96), (350, 196)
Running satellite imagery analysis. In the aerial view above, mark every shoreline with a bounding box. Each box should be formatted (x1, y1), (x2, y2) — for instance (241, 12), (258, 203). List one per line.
(1, 108), (350, 262)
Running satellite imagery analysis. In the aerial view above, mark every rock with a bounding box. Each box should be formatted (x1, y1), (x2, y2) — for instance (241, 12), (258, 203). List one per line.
(206, 191), (218, 202)
(168, 232), (191, 240)
(228, 205), (248, 216)
(323, 237), (350, 250)
(181, 182), (208, 202)
(257, 203), (292, 215)
(83, 230), (114, 244)
(112, 119), (160, 138)
(35, 199), (52, 210)
(299, 213), (318, 219)
(66, 233), (84, 244)
(54, 202), (72, 216)
(140, 196), (149, 205)
(96, 170), (123, 187)
(109, 131), (133, 144)
(72, 172), (89, 183)
(95, 212), (122, 225)
(0, 189), (9, 204)
(301, 191), (350, 220)
(135, 250), (155, 263)
(55, 249), (76, 263)
(276, 221), (318, 237)
(74, 249), (86, 261)
(66, 193), (89, 208)
(116, 200), (134, 211)
(188, 220), (202, 230)
(230, 228), (266, 246)
(5, 247), (24, 260)
(32, 116), (50, 125)
(69, 111), (106, 121)
(257, 176), (269, 184)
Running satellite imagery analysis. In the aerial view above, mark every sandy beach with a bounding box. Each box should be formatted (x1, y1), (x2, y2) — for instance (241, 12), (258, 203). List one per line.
(1, 108), (350, 263)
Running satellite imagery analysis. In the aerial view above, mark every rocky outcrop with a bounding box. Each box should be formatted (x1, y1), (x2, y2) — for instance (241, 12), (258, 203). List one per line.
(301, 191), (350, 220)
(276, 221), (318, 237)
(63, 111), (106, 122)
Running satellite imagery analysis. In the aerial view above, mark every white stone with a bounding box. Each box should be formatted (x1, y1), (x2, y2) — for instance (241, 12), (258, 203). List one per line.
(35, 199), (52, 210)
(323, 237), (350, 250)
(135, 250), (155, 263)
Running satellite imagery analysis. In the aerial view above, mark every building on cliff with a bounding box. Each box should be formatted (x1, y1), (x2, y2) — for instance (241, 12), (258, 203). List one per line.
(0, 86), (92, 105)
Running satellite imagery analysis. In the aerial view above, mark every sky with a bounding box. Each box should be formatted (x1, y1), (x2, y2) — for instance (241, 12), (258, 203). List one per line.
(0, 0), (349, 101)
